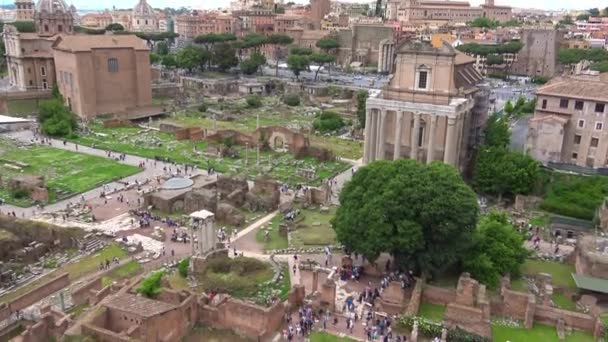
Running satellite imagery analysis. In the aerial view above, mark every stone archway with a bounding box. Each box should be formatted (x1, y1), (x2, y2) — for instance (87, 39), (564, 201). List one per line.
(273, 136), (284, 150)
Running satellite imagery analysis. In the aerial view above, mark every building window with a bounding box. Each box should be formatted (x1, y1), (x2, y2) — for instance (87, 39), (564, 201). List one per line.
(418, 125), (425, 147)
(591, 137), (599, 148)
(596, 103), (606, 113)
(572, 152), (578, 159)
(40, 66), (46, 76)
(58, 24), (62, 32)
(27, 67), (31, 74)
(145, 20), (148, 25)
(42, 79), (47, 90)
(575, 101), (584, 110)
(596, 122), (603, 131)
(578, 119), (585, 128)
(574, 134), (582, 144)
(107, 58), (119, 73)
(44, 24), (48, 32)
(542, 99), (547, 109)
(559, 99), (569, 109)
(417, 71), (428, 90)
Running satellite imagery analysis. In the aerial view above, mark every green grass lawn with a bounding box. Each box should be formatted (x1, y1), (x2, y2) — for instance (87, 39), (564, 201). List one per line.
(255, 214), (288, 251)
(492, 323), (594, 342)
(0, 139), (140, 206)
(7, 99), (39, 116)
(101, 260), (142, 287)
(418, 302), (446, 322)
(510, 278), (528, 292)
(310, 332), (356, 342)
(0, 244), (127, 304)
(520, 259), (576, 290)
(71, 122), (349, 186)
(290, 207), (337, 247)
(553, 292), (577, 311)
(528, 213), (550, 228)
(196, 257), (275, 300)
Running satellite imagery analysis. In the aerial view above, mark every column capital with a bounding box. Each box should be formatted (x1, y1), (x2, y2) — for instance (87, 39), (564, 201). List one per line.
(430, 115), (438, 124)
(447, 117), (456, 125)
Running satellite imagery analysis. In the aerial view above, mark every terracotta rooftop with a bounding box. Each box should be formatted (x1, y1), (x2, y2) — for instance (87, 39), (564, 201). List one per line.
(52, 35), (149, 52)
(536, 77), (608, 103)
(104, 293), (177, 318)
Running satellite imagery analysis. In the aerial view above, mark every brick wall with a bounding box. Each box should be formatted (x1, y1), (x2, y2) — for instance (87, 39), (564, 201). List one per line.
(71, 277), (102, 306)
(501, 289), (534, 321)
(444, 303), (492, 338)
(200, 296), (285, 339)
(81, 323), (131, 342)
(422, 285), (456, 305)
(0, 273), (69, 321)
(534, 305), (596, 332)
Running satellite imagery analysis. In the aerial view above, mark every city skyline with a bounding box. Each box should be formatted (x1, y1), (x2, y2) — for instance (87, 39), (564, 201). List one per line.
(47, 0), (608, 12)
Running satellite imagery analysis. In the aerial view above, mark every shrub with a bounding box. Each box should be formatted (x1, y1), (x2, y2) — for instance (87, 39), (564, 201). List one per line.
(540, 174), (608, 220)
(178, 258), (189, 278)
(246, 95), (262, 108)
(198, 104), (207, 112)
(312, 111), (346, 133)
(10, 188), (29, 199)
(283, 93), (300, 107)
(137, 271), (164, 298)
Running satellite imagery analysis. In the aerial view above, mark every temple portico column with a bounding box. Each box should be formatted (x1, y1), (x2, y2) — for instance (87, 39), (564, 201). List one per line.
(443, 117), (457, 165)
(375, 109), (387, 160)
(426, 115), (437, 164)
(410, 112), (421, 160)
(369, 109), (378, 162)
(363, 108), (372, 163)
(393, 111), (404, 160)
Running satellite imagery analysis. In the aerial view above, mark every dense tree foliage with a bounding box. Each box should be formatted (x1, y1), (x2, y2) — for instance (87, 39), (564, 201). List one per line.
(332, 160), (479, 275)
(176, 45), (207, 72)
(464, 211), (527, 288)
(38, 89), (77, 138)
(105, 23), (124, 32)
(194, 33), (237, 46)
(290, 47), (313, 56)
(136, 271), (164, 298)
(486, 54), (504, 65)
(161, 54), (177, 68)
(287, 54), (310, 80)
(212, 42), (238, 72)
(470, 17), (500, 28)
(457, 41), (523, 56)
(156, 41), (169, 55)
(312, 111), (345, 132)
(591, 61), (608, 72)
(473, 113), (540, 198)
(558, 48), (608, 64)
(149, 53), (161, 64)
(240, 51), (266, 75)
(356, 90), (369, 128)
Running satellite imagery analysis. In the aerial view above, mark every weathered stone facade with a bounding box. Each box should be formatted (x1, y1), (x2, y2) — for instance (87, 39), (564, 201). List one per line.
(364, 41), (487, 173)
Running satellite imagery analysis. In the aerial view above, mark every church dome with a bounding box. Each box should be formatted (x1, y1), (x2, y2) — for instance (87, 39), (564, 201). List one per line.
(35, 0), (70, 13)
(132, 0), (154, 17)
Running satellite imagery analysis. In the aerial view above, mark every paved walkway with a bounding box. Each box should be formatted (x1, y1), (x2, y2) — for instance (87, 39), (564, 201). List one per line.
(0, 130), (206, 218)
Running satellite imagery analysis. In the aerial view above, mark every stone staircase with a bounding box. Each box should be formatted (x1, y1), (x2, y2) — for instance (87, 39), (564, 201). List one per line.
(82, 238), (104, 253)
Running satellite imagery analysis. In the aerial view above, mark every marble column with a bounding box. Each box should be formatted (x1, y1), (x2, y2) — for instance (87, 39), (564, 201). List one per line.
(369, 109), (378, 162)
(375, 109), (387, 160)
(444, 117), (457, 165)
(363, 108), (372, 163)
(410, 112), (421, 160)
(393, 111), (404, 160)
(426, 115), (437, 164)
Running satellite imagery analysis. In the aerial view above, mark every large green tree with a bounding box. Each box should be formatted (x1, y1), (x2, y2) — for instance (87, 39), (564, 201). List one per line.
(268, 34), (293, 76)
(287, 54), (309, 80)
(483, 113), (510, 148)
(464, 211), (528, 288)
(240, 51), (266, 75)
(310, 52), (335, 81)
(176, 45), (206, 72)
(473, 147), (539, 198)
(212, 42), (238, 72)
(332, 160), (479, 275)
(316, 35), (340, 75)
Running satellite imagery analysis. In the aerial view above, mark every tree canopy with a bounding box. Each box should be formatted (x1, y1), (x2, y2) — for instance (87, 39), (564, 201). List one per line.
(287, 54), (310, 80)
(470, 17), (500, 28)
(316, 35), (340, 52)
(38, 88), (78, 138)
(312, 111), (345, 132)
(240, 51), (266, 75)
(558, 48), (608, 64)
(456, 41), (523, 56)
(332, 160), (479, 275)
(176, 45), (206, 72)
(463, 211), (528, 288)
(310, 52), (335, 81)
(212, 42), (238, 72)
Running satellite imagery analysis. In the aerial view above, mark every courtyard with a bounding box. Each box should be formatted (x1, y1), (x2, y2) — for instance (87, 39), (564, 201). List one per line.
(0, 137), (140, 207)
